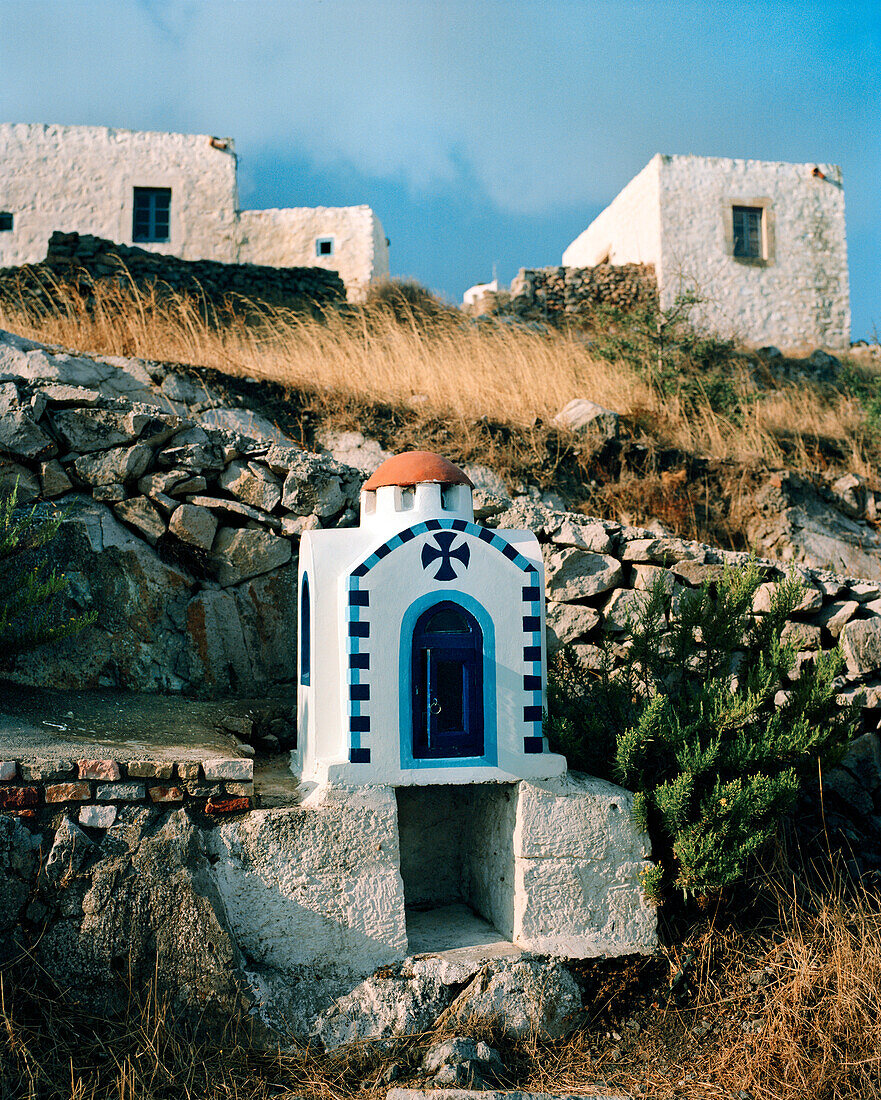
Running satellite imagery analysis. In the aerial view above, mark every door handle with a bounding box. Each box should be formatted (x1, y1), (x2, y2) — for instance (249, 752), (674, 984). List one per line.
(430, 697), (442, 715)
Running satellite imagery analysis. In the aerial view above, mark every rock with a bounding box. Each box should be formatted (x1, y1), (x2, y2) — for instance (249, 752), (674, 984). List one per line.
(841, 619), (881, 676)
(488, 499), (558, 536)
(160, 372), (215, 406)
(278, 450), (360, 519)
(850, 582), (881, 603)
(553, 398), (620, 441)
(603, 588), (652, 631)
(73, 442), (153, 486)
(0, 407), (56, 459)
(423, 1037), (503, 1078)
(40, 458), (73, 497)
(35, 810), (247, 1023)
(113, 497), (166, 546)
(0, 814), (37, 953)
(622, 538), (705, 565)
(460, 462), (510, 501)
(471, 490), (507, 521)
(318, 430), (392, 474)
(210, 527), (292, 586)
(219, 460), (282, 511)
(807, 348), (842, 379)
(745, 473), (881, 583)
(545, 548), (622, 601)
(833, 474), (866, 519)
(79, 805), (118, 829)
(758, 345), (782, 359)
(200, 406), (292, 444)
(753, 581), (823, 615)
(545, 600), (601, 653)
(780, 622), (823, 650)
(550, 518), (614, 554)
(0, 458), (40, 501)
(44, 815), (95, 886)
(572, 642), (606, 669)
(51, 408), (141, 453)
(9, 497), (196, 692)
(169, 503), (218, 550)
(631, 563), (676, 594)
(441, 958), (582, 1039)
(815, 600), (859, 638)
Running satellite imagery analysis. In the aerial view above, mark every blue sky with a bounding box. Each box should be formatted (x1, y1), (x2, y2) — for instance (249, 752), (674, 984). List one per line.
(2, 1), (879, 337)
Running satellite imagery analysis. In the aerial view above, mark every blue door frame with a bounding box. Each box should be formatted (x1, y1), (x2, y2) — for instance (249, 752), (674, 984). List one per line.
(399, 591), (498, 771)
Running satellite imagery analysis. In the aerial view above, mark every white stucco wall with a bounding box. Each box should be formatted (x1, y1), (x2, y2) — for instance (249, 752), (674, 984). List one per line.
(656, 154), (850, 350)
(0, 123), (239, 266)
(562, 155), (662, 269)
(237, 206), (389, 301)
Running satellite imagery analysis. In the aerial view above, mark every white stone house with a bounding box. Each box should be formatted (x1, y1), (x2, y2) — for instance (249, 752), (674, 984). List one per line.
(0, 123), (390, 300)
(563, 154), (850, 350)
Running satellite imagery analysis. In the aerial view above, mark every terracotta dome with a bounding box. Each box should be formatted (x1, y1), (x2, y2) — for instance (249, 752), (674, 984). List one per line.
(362, 451), (474, 491)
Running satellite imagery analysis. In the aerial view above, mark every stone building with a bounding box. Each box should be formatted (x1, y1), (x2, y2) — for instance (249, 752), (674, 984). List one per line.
(0, 123), (389, 300)
(563, 154), (850, 350)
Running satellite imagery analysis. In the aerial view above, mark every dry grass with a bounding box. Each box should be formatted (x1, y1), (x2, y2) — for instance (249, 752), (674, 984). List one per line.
(2, 276), (879, 484)
(3, 872), (881, 1099)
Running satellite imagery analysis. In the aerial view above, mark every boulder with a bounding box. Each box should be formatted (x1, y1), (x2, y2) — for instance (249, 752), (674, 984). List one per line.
(169, 503), (217, 550)
(219, 460), (282, 511)
(553, 398), (620, 441)
(545, 600), (600, 653)
(545, 547), (622, 601)
(603, 588), (652, 631)
(73, 442), (153, 486)
(440, 958), (582, 1040)
(550, 518), (614, 554)
(34, 809), (247, 1023)
(0, 408), (56, 460)
(745, 473), (881, 582)
(841, 619), (881, 676)
(210, 527), (292, 586)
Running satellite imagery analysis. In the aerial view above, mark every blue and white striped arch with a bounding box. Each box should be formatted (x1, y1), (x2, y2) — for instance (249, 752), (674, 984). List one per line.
(345, 518), (545, 764)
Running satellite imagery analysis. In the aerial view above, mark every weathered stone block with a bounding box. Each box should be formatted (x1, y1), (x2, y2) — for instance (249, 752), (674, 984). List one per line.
(77, 759), (121, 781)
(95, 782), (145, 801)
(545, 600), (600, 653)
(126, 761), (175, 779)
(169, 503), (217, 550)
(176, 762), (201, 780)
(113, 497), (166, 546)
(841, 619), (881, 676)
(202, 759), (253, 781)
(209, 526), (291, 586)
(148, 786), (185, 803)
(549, 519), (614, 554)
(220, 459), (282, 511)
(0, 787), (38, 809)
(79, 804), (117, 829)
(40, 459), (73, 497)
(45, 782), (91, 802)
(545, 548), (621, 601)
(19, 758), (73, 781)
(73, 442), (152, 486)
(0, 762), (16, 781)
(206, 796), (250, 814)
(0, 407), (56, 459)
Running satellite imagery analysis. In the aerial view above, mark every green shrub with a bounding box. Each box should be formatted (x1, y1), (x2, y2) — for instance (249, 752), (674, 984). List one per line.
(0, 481), (97, 665)
(546, 564), (857, 903)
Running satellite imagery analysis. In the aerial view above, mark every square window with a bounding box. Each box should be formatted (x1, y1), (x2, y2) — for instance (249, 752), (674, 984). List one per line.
(732, 205), (763, 259)
(0, 212), (13, 232)
(132, 187), (171, 243)
(316, 237), (334, 257)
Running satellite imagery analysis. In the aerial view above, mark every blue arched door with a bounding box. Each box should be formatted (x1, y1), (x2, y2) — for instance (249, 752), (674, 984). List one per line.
(411, 601), (484, 759)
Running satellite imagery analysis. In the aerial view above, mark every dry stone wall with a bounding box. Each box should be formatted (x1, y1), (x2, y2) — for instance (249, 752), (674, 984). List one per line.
(0, 231), (346, 317)
(508, 263), (657, 322)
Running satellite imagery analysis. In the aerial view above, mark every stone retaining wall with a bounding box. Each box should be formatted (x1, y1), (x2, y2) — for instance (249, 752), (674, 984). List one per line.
(508, 263), (657, 321)
(0, 231), (346, 317)
(0, 757), (254, 824)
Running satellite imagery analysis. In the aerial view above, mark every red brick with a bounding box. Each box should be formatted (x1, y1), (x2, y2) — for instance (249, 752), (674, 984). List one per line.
(148, 786), (184, 803)
(205, 796), (250, 815)
(45, 782), (91, 803)
(77, 759), (121, 781)
(0, 787), (39, 809)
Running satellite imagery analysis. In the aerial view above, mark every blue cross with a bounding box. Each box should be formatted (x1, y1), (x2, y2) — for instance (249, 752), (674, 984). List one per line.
(421, 531), (471, 581)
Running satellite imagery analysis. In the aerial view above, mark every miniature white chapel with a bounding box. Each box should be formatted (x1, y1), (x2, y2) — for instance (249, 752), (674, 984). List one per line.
(295, 451), (567, 787)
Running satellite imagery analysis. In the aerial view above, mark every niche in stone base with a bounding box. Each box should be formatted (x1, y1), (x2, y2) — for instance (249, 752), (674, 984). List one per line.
(395, 784), (518, 952)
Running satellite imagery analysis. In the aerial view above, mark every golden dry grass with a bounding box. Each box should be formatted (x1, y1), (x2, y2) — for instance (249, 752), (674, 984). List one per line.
(3, 876), (881, 1099)
(1, 277), (878, 483)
